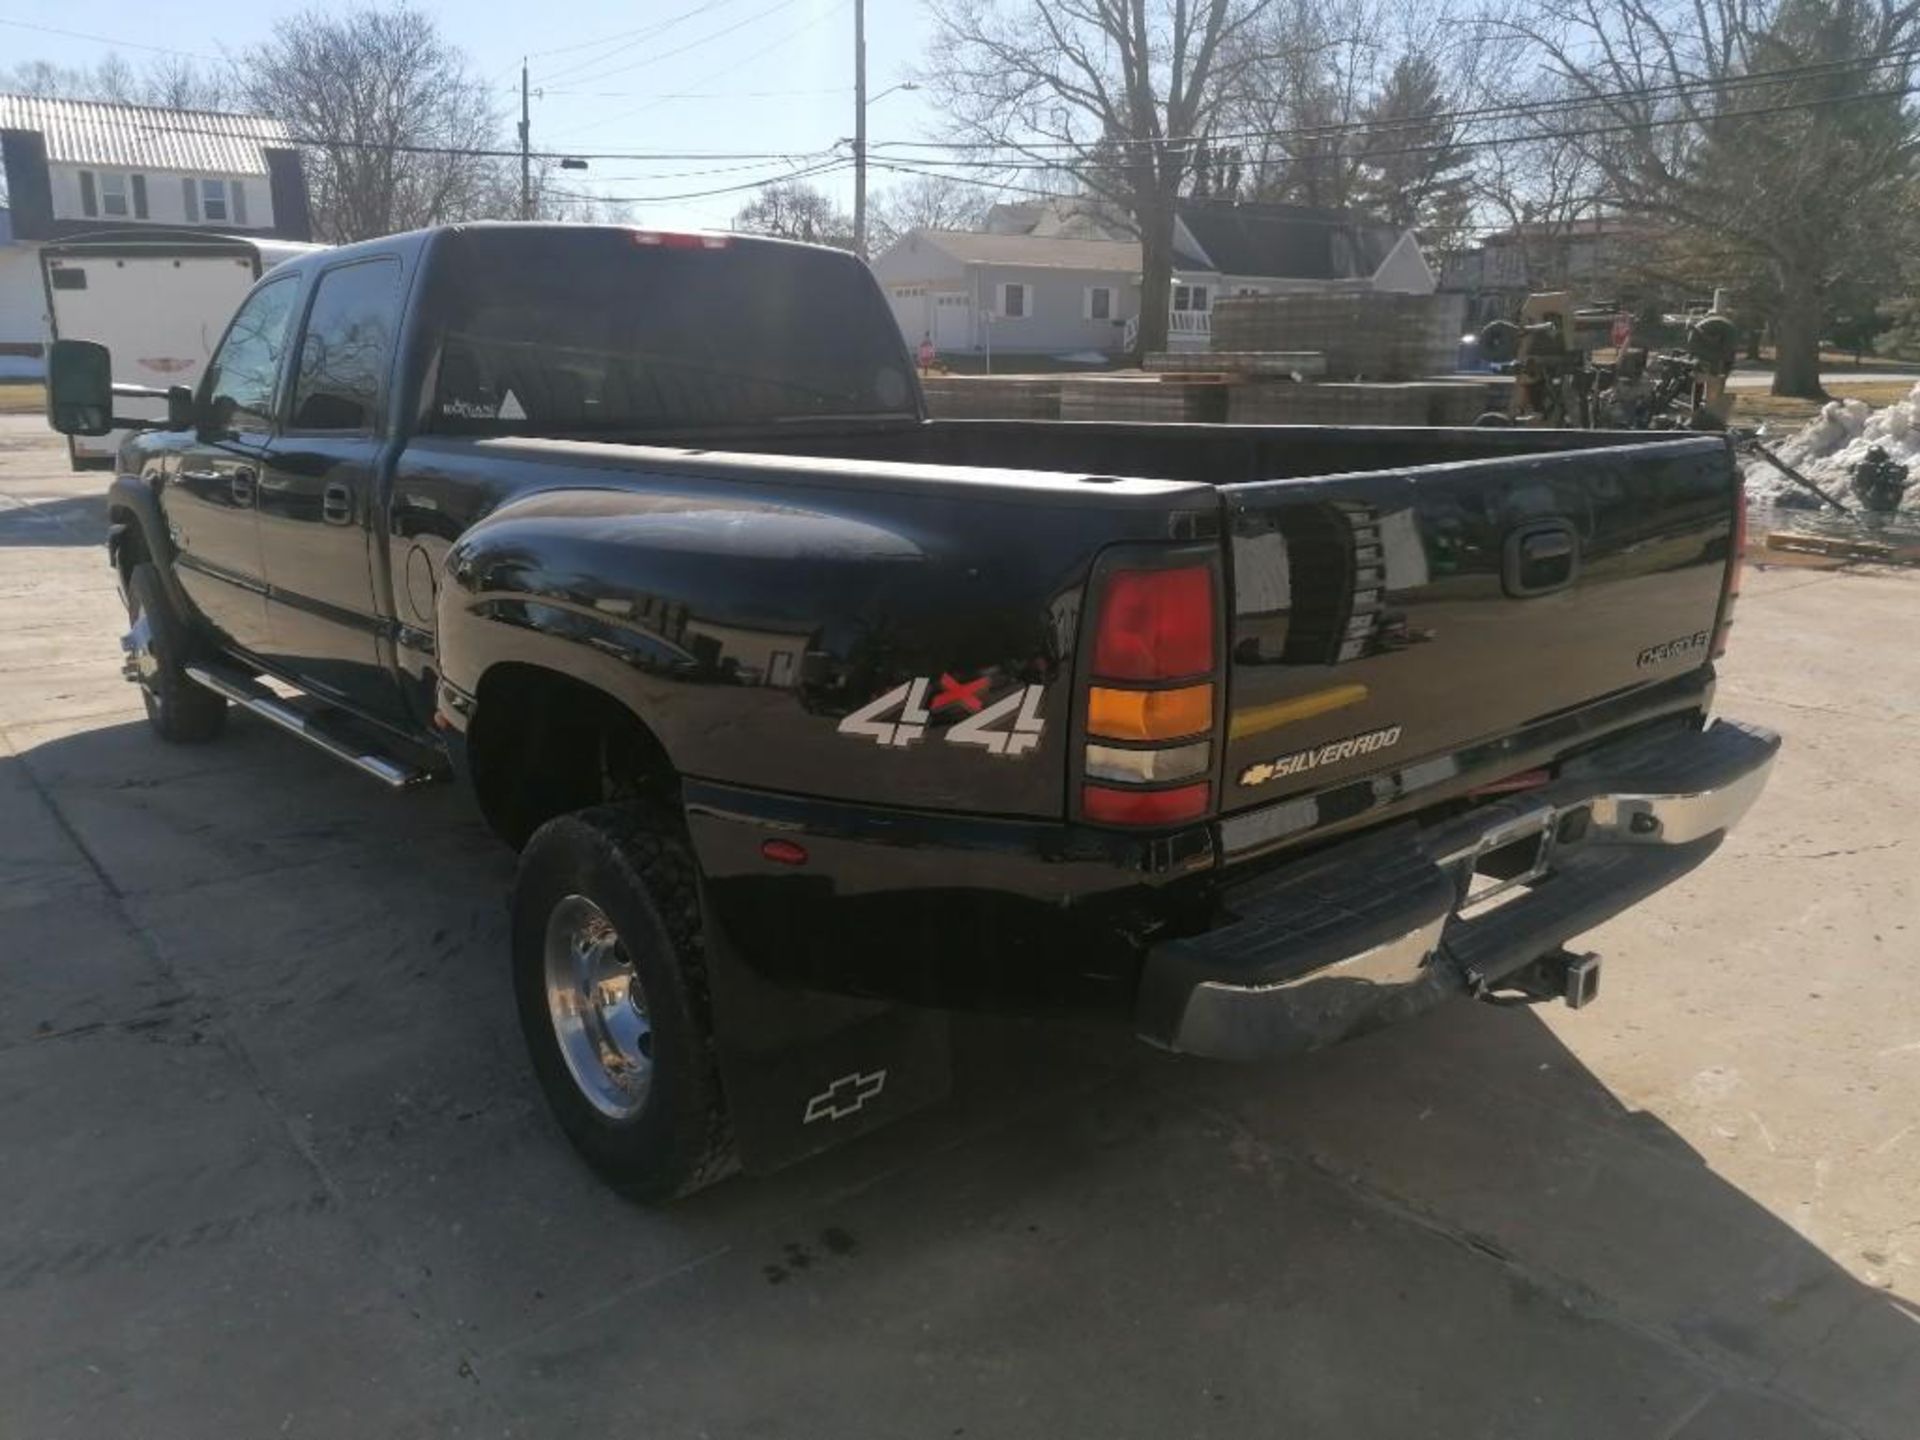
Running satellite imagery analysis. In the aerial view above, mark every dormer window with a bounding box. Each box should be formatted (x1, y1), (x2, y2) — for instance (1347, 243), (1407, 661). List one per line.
(182, 177), (248, 226)
(78, 170), (149, 220)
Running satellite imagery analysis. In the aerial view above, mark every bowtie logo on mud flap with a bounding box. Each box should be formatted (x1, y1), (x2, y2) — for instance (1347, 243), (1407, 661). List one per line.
(803, 1070), (888, 1125)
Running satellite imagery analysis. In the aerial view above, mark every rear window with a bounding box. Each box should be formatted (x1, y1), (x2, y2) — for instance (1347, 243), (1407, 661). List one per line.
(425, 229), (916, 435)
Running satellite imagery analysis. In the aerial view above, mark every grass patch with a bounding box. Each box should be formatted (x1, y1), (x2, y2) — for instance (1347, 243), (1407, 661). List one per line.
(0, 383), (46, 415)
(1733, 380), (1916, 431)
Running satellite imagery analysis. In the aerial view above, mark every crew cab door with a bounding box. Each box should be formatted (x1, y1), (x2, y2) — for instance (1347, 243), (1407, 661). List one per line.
(254, 256), (407, 722)
(163, 274), (302, 655)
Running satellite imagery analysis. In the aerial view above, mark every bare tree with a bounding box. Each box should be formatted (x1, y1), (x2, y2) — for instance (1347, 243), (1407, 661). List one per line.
(246, 5), (503, 243)
(731, 181), (856, 248)
(1470, 117), (1606, 291)
(1225, 0), (1379, 208)
(868, 173), (993, 250)
(140, 57), (235, 112)
(0, 54), (231, 108)
(924, 0), (1281, 357)
(1503, 0), (1920, 397)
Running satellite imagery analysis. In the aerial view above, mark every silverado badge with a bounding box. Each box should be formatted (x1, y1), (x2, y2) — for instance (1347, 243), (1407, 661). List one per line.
(1239, 724), (1403, 788)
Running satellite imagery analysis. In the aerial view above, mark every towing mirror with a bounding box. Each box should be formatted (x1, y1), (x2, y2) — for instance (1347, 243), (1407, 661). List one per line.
(45, 338), (113, 436)
(166, 384), (196, 430)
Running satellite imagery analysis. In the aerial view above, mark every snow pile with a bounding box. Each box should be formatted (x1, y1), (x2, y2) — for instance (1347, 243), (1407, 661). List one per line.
(1743, 382), (1920, 512)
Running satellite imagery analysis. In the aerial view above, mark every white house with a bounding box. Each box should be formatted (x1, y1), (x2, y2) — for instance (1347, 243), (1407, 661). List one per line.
(871, 197), (1437, 360)
(0, 94), (312, 376)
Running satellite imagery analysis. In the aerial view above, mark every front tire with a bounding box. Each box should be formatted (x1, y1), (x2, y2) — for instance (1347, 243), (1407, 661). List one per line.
(125, 562), (227, 743)
(511, 806), (737, 1201)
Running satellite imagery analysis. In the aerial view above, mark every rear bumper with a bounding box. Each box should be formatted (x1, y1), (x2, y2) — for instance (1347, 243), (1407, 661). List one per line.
(1135, 717), (1779, 1061)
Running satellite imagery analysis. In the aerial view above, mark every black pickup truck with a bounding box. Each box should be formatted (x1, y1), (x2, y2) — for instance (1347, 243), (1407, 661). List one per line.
(46, 223), (1777, 1199)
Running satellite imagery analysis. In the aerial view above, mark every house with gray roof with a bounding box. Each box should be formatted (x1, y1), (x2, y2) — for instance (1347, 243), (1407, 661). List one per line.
(871, 197), (1435, 361)
(0, 93), (312, 375)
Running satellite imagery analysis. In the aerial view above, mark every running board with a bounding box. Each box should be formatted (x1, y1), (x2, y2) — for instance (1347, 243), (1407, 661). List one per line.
(183, 664), (439, 790)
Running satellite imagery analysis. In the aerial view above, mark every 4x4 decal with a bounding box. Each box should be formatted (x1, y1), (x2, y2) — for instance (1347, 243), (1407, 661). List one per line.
(837, 672), (1046, 757)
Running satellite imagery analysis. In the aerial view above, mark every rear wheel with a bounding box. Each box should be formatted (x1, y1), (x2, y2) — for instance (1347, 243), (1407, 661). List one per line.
(124, 562), (226, 743)
(511, 805), (737, 1201)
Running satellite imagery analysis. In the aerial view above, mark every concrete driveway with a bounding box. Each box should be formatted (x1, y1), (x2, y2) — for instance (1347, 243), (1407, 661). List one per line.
(2, 415), (1916, 1438)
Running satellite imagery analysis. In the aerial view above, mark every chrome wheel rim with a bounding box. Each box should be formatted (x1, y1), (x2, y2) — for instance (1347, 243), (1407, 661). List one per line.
(122, 607), (160, 687)
(543, 894), (653, 1120)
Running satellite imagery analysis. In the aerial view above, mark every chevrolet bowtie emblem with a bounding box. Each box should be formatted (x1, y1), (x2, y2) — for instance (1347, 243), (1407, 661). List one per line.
(803, 1069), (887, 1124)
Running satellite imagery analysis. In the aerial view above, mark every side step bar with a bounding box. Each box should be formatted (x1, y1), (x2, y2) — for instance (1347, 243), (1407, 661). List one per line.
(183, 664), (439, 790)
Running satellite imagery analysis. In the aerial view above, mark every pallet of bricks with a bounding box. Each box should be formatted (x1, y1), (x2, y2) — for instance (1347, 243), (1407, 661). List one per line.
(1200, 289), (1506, 426)
(920, 376), (1061, 420)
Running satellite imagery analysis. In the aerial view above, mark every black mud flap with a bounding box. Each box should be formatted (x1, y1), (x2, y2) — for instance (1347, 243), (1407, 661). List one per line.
(699, 904), (953, 1175)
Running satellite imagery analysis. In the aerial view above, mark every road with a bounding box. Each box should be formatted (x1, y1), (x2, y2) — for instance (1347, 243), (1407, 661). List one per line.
(1, 415), (1916, 1439)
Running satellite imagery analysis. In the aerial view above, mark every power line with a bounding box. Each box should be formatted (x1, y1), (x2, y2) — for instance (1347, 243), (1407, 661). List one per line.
(533, 0), (757, 82)
(545, 0), (855, 141)
(570, 152), (845, 183)
(878, 46), (1920, 156)
(81, 58), (1917, 170)
(874, 78), (1920, 172)
(534, 85), (852, 101)
(525, 0), (744, 64)
(549, 156), (854, 205)
(0, 18), (226, 62)
(541, 0), (810, 91)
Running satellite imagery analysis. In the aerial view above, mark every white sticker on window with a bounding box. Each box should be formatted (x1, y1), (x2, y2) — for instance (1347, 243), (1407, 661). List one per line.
(497, 389), (527, 420)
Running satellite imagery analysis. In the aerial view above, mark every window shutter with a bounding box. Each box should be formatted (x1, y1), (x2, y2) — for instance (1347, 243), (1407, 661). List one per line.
(131, 174), (148, 220)
(79, 172), (98, 217)
(182, 177), (200, 222)
(231, 181), (248, 226)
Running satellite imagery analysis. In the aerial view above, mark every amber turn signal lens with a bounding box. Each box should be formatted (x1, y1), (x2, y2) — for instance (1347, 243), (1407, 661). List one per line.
(1087, 683), (1212, 741)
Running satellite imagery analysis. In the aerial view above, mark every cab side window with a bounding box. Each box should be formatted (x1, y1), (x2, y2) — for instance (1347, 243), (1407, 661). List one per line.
(290, 258), (403, 432)
(202, 277), (301, 433)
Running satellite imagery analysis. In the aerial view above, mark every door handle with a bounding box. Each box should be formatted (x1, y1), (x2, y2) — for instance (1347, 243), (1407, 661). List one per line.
(230, 467), (257, 507)
(322, 481), (355, 526)
(180, 469), (220, 484)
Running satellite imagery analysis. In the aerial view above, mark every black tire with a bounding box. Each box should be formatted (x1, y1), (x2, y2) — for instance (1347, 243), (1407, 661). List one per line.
(126, 562), (227, 743)
(511, 805), (737, 1202)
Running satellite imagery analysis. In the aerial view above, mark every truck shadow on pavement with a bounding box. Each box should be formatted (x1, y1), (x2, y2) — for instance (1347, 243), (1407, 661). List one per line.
(0, 492), (112, 547)
(3, 712), (1916, 1438)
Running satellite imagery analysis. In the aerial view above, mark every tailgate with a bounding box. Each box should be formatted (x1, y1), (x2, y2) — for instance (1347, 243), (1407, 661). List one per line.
(1219, 436), (1736, 812)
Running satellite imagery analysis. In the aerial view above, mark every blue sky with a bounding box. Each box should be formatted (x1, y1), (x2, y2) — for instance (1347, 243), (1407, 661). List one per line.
(0, 0), (945, 230)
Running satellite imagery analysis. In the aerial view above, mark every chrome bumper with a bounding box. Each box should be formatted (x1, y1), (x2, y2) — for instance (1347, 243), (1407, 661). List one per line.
(1135, 718), (1779, 1061)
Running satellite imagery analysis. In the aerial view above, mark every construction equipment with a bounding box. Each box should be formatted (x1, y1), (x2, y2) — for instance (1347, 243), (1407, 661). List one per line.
(1478, 291), (1739, 431)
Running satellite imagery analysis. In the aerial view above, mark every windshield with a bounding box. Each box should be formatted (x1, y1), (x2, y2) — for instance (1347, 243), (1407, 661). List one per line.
(424, 227), (918, 436)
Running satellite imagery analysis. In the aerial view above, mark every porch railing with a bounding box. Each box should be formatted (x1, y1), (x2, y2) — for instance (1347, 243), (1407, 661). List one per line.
(1120, 309), (1212, 353)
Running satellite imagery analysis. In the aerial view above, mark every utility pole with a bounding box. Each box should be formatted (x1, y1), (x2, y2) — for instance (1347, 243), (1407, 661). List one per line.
(852, 0), (867, 258)
(519, 58), (532, 221)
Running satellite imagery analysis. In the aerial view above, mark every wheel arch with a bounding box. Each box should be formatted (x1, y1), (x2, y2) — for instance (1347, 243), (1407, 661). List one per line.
(465, 660), (681, 849)
(105, 474), (192, 614)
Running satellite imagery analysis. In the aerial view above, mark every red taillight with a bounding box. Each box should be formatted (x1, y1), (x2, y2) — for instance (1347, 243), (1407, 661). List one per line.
(631, 230), (730, 249)
(1092, 565), (1215, 680)
(1080, 558), (1220, 828)
(1711, 483), (1747, 660)
(760, 838), (808, 866)
(1082, 781), (1211, 826)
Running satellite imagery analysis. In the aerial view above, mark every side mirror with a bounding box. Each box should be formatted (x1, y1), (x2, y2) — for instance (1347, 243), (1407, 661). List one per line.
(167, 385), (197, 430)
(45, 339), (113, 436)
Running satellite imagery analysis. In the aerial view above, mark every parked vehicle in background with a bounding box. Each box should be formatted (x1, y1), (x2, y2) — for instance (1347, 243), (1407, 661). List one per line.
(41, 231), (321, 468)
(45, 223), (1777, 1202)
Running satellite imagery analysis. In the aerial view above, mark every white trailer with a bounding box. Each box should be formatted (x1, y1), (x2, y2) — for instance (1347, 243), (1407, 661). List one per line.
(41, 232), (323, 467)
